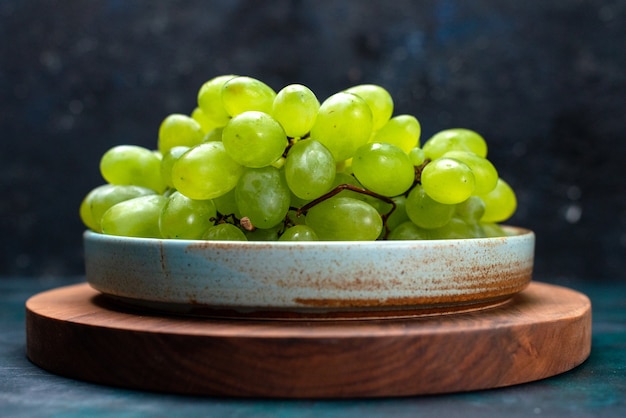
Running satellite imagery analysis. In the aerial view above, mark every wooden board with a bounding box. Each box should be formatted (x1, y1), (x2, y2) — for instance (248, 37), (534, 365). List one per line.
(26, 282), (591, 398)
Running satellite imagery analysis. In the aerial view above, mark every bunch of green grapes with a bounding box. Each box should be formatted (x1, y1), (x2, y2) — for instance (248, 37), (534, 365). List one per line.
(80, 75), (518, 241)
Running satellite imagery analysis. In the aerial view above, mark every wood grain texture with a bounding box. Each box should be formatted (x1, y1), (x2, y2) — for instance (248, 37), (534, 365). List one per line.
(26, 282), (591, 398)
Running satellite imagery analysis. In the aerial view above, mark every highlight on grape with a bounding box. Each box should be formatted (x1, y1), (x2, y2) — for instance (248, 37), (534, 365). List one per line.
(80, 75), (518, 241)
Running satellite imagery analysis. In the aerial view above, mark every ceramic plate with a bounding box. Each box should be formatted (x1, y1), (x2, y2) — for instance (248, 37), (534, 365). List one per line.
(84, 227), (535, 319)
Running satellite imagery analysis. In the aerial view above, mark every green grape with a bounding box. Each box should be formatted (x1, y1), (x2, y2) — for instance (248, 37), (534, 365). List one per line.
(305, 197), (382, 241)
(160, 146), (190, 189)
(100, 195), (167, 238)
(235, 166), (291, 229)
(357, 192), (390, 216)
(203, 223), (248, 241)
(409, 147), (426, 166)
(284, 139), (336, 200)
(197, 74), (237, 126)
(480, 178), (517, 223)
(455, 196), (486, 224)
(335, 158), (353, 175)
(279, 225), (319, 241)
(191, 107), (219, 133)
(100, 145), (166, 193)
(405, 184), (455, 229)
(481, 222), (507, 237)
(79, 193), (97, 231)
(372, 115), (421, 153)
(272, 84), (320, 138)
(221, 76), (277, 117)
(310, 92), (373, 162)
(443, 150), (498, 195)
(289, 191), (311, 212)
(158, 191), (217, 239)
(422, 128), (488, 160)
(388, 221), (430, 240)
(202, 127), (223, 142)
(153, 149), (163, 160)
(157, 114), (204, 154)
(352, 142), (415, 197)
(332, 171), (360, 187)
(287, 208), (307, 226)
(420, 157), (476, 205)
(221, 111), (288, 168)
(80, 184), (156, 232)
(172, 142), (243, 200)
(428, 217), (485, 240)
(245, 224), (282, 241)
(212, 188), (241, 218)
(384, 195), (410, 232)
(468, 223), (487, 238)
(344, 84), (393, 130)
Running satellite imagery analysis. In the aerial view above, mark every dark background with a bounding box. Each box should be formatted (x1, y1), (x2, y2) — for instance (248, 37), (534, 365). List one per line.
(1, 0), (624, 282)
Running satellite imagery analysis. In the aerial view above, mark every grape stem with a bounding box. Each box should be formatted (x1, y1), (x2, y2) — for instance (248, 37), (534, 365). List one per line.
(295, 183), (397, 238)
(414, 158), (431, 185)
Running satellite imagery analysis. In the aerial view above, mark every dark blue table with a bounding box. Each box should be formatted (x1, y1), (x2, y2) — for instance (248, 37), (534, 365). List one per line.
(2, 276), (625, 417)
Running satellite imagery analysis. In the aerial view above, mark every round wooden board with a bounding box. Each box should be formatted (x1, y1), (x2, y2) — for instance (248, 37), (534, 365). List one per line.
(26, 282), (591, 398)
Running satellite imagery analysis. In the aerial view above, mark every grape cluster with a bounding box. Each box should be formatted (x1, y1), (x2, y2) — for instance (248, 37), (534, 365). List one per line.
(80, 75), (517, 241)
